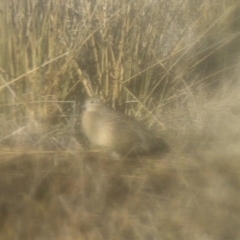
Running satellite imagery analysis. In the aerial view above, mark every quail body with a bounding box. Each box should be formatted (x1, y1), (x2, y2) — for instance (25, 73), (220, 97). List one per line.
(81, 96), (168, 156)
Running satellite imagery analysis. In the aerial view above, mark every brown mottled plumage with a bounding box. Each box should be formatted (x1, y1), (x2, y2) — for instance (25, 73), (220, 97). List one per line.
(81, 97), (169, 157)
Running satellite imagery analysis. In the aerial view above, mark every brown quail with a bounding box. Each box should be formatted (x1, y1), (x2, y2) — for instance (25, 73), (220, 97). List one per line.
(81, 96), (169, 157)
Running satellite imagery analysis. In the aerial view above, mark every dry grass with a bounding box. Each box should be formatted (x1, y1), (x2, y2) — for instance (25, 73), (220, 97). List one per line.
(1, 0), (240, 239)
(1, 144), (240, 239)
(1, 87), (240, 239)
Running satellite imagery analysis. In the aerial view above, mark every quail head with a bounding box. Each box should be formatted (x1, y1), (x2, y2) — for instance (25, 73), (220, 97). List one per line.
(81, 96), (169, 157)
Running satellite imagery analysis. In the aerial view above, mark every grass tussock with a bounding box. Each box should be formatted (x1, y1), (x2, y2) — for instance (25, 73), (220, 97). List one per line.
(1, 0), (240, 239)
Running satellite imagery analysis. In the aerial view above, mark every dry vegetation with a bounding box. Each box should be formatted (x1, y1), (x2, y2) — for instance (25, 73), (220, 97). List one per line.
(0, 0), (240, 239)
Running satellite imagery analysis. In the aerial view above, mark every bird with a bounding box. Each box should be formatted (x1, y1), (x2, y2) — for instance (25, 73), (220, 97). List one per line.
(81, 96), (169, 157)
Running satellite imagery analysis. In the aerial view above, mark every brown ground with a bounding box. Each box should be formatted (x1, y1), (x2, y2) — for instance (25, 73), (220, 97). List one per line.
(0, 146), (240, 240)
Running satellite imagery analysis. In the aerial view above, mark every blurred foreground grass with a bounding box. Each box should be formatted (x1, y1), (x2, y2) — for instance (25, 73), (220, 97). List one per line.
(1, 148), (240, 239)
